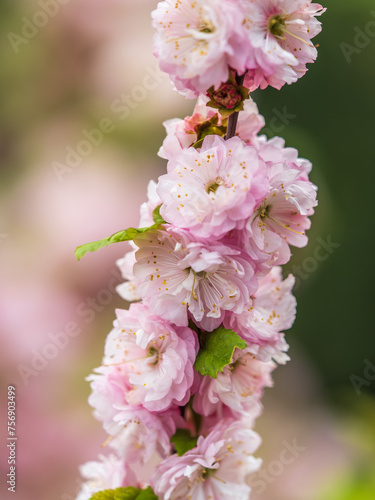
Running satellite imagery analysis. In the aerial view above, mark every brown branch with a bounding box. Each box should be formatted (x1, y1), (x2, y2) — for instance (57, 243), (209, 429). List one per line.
(225, 73), (246, 140)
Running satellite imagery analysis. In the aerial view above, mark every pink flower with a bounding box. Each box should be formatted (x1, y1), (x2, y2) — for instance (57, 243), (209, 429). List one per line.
(133, 227), (258, 331)
(152, 0), (248, 96)
(158, 96), (221, 160)
(241, 0), (326, 91)
(152, 419), (262, 500)
(88, 365), (133, 437)
(225, 266), (295, 363)
(158, 95), (265, 161)
(245, 136), (317, 265)
(76, 453), (138, 500)
(193, 349), (275, 417)
(88, 365), (183, 464)
(111, 406), (183, 464)
(157, 135), (269, 239)
(103, 303), (198, 411)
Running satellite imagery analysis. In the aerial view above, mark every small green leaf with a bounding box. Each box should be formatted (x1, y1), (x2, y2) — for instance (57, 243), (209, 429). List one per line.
(194, 327), (247, 378)
(90, 486), (157, 500)
(75, 225), (161, 261)
(90, 489), (118, 500)
(137, 486), (158, 500)
(114, 488), (141, 500)
(170, 429), (198, 456)
(152, 205), (167, 225)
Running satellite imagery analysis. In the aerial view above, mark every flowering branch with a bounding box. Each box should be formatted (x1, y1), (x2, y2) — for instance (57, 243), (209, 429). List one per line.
(73, 1), (326, 499)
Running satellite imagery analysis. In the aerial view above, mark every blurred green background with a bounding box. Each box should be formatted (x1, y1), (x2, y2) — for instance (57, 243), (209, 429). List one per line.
(0, 0), (374, 499)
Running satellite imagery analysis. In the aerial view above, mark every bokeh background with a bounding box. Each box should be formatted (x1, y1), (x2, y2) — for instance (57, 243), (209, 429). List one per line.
(0, 0), (374, 498)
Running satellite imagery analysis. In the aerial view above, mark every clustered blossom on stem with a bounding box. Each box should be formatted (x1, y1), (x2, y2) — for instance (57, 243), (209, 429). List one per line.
(152, 419), (262, 500)
(152, 0), (326, 96)
(75, 1), (325, 498)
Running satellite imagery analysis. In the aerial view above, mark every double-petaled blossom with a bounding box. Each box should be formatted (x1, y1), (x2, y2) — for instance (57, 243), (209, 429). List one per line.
(245, 136), (318, 265)
(88, 365), (183, 464)
(90, 303), (198, 414)
(193, 348), (275, 417)
(157, 135), (269, 240)
(241, 0), (326, 91)
(110, 406), (183, 464)
(133, 227), (258, 331)
(152, 0), (248, 96)
(106, 303), (198, 411)
(152, 419), (262, 500)
(225, 266), (296, 363)
(152, 0), (325, 96)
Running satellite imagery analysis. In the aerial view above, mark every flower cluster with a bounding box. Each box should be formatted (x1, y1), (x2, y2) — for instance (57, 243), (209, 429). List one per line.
(152, 0), (326, 96)
(76, 1), (324, 499)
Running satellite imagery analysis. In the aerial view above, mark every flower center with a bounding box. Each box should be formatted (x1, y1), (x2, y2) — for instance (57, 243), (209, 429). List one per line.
(201, 467), (216, 480)
(148, 346), (160, 366)
(206, 177), (224, 194)
(268, 14), (286, 38)
(199, 18), (215, 34)
(258, 204), (271, 219)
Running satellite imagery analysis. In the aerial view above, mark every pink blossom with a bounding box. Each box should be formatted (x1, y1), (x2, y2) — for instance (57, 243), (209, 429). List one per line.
(193, 349), (275, 417)
(152, 419), (262, 500)
(133, 227), (258, 331)
(110, 406), (183, 464)
(88, 365), (183, 464)
(157, 135), (269, 239)
(158, 95), (265, 161)
(103, 303), (198, 411)
(152, 0), (248, 96)
(225, 267), (296, 363)
(88, 365), (132, 437)
(241, 0), (326, 91)
(158, 96), (221, 160)
(76, 454), (138, 500)
(245, 136), (317, 265)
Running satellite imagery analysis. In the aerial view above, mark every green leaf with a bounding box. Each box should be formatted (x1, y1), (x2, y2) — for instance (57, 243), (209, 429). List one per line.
(114, 488), (141, 500)
(90, 486), (158, 500)
(152, 205), (167, 225)
(170, 429), (198, 456)
(75, 225), (161, 261)
(90, 490), (117, 500)
(137, 487), (158, 500)
(194, 327), (247, 378)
